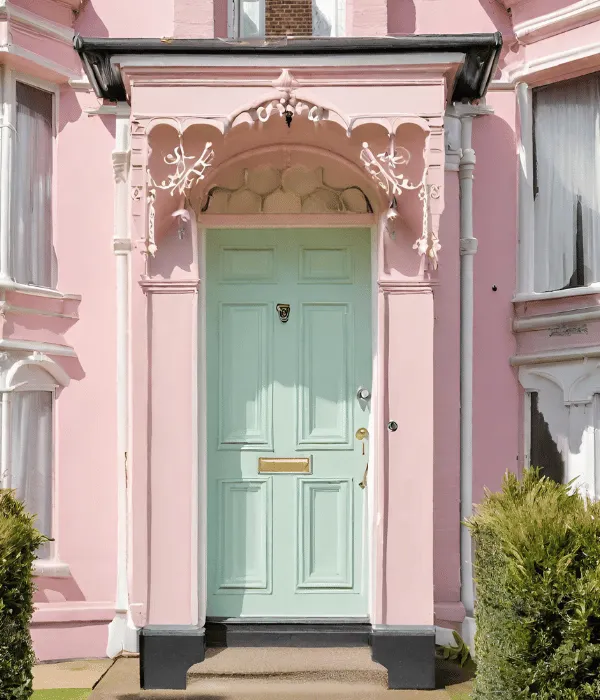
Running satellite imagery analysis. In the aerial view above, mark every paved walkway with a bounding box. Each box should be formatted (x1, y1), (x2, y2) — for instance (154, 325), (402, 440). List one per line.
(33, 652), (473, 699)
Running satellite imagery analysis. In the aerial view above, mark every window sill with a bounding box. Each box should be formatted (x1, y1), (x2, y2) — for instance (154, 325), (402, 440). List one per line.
(0, 279), (81, 302)
(514, 283), (600, 303)
(33, 559), (72, 578)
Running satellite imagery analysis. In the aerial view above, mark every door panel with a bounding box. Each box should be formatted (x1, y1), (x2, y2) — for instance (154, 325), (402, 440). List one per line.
(206, 227), (371, 618)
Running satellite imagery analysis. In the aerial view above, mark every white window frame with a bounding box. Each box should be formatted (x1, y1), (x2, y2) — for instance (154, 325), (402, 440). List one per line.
(227, 0), (345, 38)
(0, 352), (70, 577)
(228, 0), (266, 39)
(0, 66), (59, 291)
(520, 364), (600, 499)
(516, 75), (600, 301)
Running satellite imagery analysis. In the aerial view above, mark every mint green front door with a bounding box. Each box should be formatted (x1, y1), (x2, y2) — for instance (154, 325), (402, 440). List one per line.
(206, 227), (371, 618)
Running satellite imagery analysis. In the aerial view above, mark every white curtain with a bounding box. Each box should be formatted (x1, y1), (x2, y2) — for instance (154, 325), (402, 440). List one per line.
(11, 392), (53, 558)
(238, 0), (262, 37)
(313, 0), (341, 36)
(11, 82), (53, 287)
(533, 73), (600, 292)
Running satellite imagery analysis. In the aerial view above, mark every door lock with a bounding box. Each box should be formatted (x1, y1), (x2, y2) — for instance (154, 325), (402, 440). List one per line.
(357, 387), (371, 401)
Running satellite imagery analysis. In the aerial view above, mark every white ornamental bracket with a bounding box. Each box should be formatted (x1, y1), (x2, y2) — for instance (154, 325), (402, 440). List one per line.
(360, 138), (440, 268)
(146, 134), (215, 256)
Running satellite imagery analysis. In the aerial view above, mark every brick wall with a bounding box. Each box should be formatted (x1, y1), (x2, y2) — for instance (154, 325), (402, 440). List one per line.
(265, 0), (312, 36)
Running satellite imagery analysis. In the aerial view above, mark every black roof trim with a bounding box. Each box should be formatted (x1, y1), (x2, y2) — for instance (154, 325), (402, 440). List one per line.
(74, 33), (502, 103)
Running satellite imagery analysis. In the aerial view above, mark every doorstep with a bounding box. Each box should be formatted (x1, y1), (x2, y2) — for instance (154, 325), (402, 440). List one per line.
(89, 654), (473, 699)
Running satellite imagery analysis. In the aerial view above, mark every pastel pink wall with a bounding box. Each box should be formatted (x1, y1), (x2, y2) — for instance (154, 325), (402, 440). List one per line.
(9, 0), (597, 662)
(472, 91), (520, 501)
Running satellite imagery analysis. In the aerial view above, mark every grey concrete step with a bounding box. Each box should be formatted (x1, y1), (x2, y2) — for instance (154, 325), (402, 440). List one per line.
(188, 647), (388, 685)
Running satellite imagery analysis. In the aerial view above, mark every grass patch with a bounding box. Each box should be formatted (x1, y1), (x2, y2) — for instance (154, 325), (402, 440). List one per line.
(32, 690), (91, 700)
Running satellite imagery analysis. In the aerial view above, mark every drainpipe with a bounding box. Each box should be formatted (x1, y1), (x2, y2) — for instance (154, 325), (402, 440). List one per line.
(107, 103), (138, 657)
(458, 112), (477, 648)
(454, 102), (492, 653)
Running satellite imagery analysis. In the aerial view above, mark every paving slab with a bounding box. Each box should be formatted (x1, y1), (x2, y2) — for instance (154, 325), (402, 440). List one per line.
(34, 660), (114, 691)
(90, 655), (471, 700)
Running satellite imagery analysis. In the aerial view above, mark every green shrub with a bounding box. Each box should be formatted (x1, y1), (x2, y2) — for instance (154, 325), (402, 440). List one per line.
(468, 468), (600, 699)
(0, 490), (48, 700)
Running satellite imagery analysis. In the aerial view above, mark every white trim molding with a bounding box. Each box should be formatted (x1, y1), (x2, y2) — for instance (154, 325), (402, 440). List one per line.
(514, 0), (600, 45)
(514, 307), (600, 332)
(0, 1), (79, 80)
(511, 345), (600, 366)
(505, 40), (600, 84)
(0, 0), (74, 43)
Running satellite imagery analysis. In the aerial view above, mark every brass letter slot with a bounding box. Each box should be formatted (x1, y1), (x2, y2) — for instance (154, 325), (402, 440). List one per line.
(258, 457), (310, 474)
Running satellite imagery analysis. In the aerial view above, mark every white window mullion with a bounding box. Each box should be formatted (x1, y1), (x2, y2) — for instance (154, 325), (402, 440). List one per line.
(0, 66), (16, 282)
(517, 82), (535, 295)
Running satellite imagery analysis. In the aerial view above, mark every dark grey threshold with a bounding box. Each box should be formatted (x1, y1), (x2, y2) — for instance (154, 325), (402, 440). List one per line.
(206, 617), (372, 647)
(138, 621), (436, 691)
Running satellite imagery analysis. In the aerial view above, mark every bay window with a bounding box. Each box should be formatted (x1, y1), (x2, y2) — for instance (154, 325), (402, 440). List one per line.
(11, 81), (54, 287)
(0, 69), (56, 289)
(0, 354), (69, 570)
(531, 73), (600, 293)
(10, 391), (54, 558)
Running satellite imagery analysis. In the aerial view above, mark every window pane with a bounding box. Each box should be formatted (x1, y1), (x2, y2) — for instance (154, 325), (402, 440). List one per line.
(533, 73), (600, 292)
(530, 391), (565, 483)
(11, 83), (53, 287)
(239, 0), (262, 38)
(313, 0), (342, 36)
(11, 392), (53, 558)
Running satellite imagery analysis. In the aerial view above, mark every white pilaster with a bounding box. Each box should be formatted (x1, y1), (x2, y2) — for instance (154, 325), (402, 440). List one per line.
(107, 103), (138, 657)
(517, 83), (535, 294)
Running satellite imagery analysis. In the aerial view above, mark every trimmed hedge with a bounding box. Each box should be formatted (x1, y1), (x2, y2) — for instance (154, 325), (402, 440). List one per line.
(0, 490), (47, 700)
(468, 468), (600, 699)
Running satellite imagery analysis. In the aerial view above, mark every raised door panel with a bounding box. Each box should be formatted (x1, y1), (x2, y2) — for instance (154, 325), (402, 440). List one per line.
(220, 247), (276, 283)
(218, 302), (273, 449)
(216, 479), (272, 591)
(297, 303), (353, 449)
(299, 247), (353, 284)
(297, 478), (353, 589)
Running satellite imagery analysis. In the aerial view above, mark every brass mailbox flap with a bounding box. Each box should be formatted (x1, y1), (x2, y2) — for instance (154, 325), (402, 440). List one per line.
(258, 457), (310, 474)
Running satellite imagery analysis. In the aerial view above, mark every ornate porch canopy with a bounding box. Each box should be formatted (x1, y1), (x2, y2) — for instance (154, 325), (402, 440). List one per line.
(75, 33), (501, 269)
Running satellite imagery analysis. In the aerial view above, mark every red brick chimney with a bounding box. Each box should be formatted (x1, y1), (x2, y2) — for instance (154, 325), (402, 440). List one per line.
(265, 0), (312, 36)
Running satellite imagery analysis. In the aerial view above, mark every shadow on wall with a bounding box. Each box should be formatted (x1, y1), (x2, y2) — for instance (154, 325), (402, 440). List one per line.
(74, 0), (110, 38)
(475, 0), (518, 73)
(387, 0), (416, 34)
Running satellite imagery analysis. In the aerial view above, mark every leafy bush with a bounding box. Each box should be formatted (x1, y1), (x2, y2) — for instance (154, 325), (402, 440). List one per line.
(0, 490), (47, 700)
(468, 468), (600, 699)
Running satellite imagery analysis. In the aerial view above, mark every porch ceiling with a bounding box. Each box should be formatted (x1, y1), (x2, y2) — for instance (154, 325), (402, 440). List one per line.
(74, 33), (502, 104)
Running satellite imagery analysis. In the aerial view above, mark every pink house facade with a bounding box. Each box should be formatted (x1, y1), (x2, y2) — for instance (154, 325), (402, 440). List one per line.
(1, 0), (598, 690)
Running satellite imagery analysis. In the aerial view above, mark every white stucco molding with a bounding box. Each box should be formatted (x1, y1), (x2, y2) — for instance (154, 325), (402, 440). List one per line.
(0, 0), (74, 43)
(519, 360), (600, 405)
(514, 0), (600, 45)
(0, 0), (79, 80)
(0, 351), (70, 392)
(505, 40), (600, 84)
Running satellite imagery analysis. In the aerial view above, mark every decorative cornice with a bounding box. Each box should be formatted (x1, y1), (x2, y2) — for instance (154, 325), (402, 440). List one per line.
(504, 40), (600, 83)
(139, 278), (200, 294)
(514, 307), (600, 332)
(0, 0), (74, 44)
(511, 345), (600, 366)
(377, 280), (435, 294)
(514, 0), (600, 45)
(0, 338), (76, 357)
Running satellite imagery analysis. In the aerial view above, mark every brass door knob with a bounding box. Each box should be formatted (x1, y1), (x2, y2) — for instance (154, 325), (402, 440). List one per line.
(355, 427), (369, 440)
